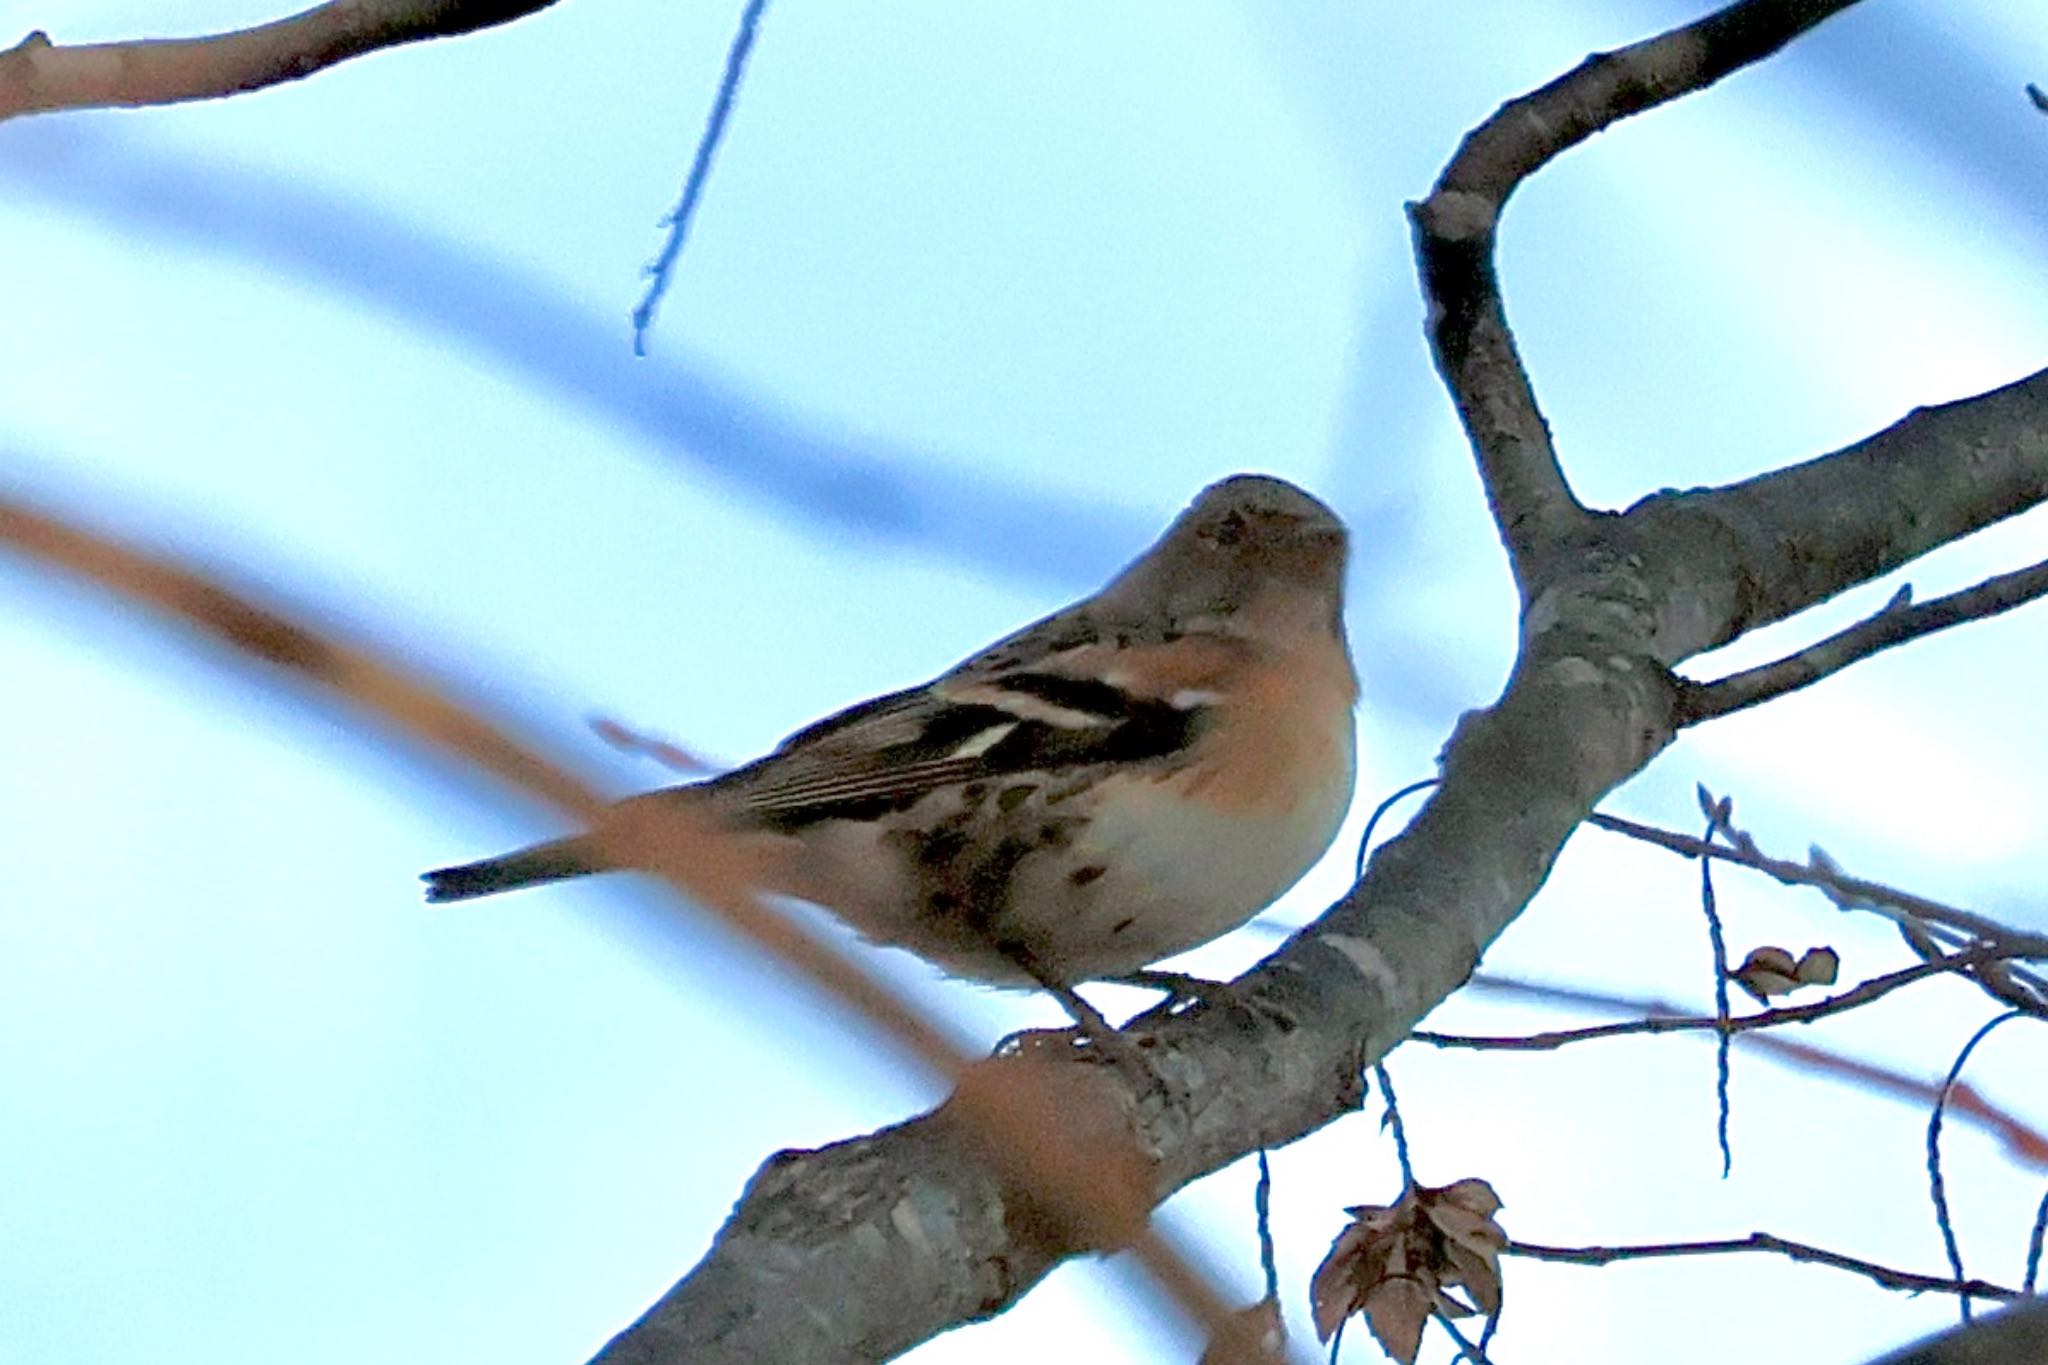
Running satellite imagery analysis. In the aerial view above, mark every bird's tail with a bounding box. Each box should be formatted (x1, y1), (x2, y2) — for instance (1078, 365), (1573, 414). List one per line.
(422, 835), (601, 904)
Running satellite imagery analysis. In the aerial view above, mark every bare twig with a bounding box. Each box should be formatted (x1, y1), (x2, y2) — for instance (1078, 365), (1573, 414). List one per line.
(1408, 0), (1860, 587)
(1508, 1233), (2023, 1301)
(1433, 1310), (1496, 1364)
(1443, 974), (2048, 1169)
(1254, 1150), (1279, 1306)
(1697, 793), (1737, 1176)
(1678, 559), (2048, 723)
(1929, 1011), (2029, 1323)
(1353, 777), (1439, 880)
(1414, 952), (1998, 1051)
(2025, 1182), (2047, 1296)
(0, 494), (1252, 1358)
(1587, 810), (2048, 967)
(632, 0), (772, 354)
(1375, 1061), (1415, 1189)
(1, 1), (555, 122)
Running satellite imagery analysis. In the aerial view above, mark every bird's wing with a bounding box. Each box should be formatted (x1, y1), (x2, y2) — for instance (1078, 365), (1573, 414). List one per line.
(711, 611), (1228, 827)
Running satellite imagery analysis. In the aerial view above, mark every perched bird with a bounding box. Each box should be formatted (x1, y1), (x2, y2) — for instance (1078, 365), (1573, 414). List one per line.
(425, 474), (1358, 995)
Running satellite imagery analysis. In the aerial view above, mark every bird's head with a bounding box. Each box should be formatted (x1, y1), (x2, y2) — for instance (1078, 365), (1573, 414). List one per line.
(1105, 473), (1349, 639)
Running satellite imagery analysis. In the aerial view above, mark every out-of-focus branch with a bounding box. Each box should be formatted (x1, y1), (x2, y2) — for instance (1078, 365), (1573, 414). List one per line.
(1408, 0), (1861, 591)
(1508, 1233), (2022, 1301)
(1679, 559), (2048, 723)
(0, 120), (1165, 593)
(0, 2), (554, 122)
(0, 494), (1261, 1365)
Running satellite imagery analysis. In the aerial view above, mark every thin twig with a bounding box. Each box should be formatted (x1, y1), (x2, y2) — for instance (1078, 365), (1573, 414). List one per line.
(1374, 1062), (1415, 1189)
(1698, 794), (1736, 1177)
(1, 1), (554, 122)
(1354, 777), (1439, 881)
(1414, 952), (1996, 1051)
(632, 0), (771, 353)
(1587, 811), (2048, 965)
(2026, 1182), (2048, 1296)
(1508, 1233), (2023, 1300)
(1254, 1150), (1279, 1307)
(1433, 1310), (1495, 1364)
(1679, 559), (2048, 723)
(1929, 1011), (2028, 1323)
(1449, 972), (2048, 1170)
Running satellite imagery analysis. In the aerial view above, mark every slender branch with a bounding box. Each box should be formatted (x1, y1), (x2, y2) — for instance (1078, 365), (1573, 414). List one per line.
(1587, 811), (2048, 964)
(632, 0), (771, 355)
(1, 2), (555, 122)
(1253, 1151), (1278, 1307)
(1679, 558), (2048, 723)
(1929, 1011), (2029, 1324)
(1375, 1061), (1416, 1188)
(1415, 953), (1996, 1051)
(1508, 1234), (2023, 1301)
(1698, 801), (1737, 1176)
(1456, 972), (2048, 1170)
(1409, 0), (1861, 588)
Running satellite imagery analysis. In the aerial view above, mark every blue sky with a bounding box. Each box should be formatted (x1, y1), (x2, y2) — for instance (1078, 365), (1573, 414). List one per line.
(3, 2), (2046, 1362)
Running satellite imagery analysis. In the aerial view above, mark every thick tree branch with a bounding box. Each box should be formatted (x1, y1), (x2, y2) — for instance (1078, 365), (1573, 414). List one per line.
(1634, 368), (2048, 659)
(1678, 557), (2048, 722)
(1869, 1296), (2048, 1365)
(0, 1), (555, 122)
(1409, 0), (1861, 591)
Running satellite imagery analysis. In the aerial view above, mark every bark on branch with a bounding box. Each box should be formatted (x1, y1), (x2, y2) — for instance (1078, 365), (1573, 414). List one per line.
(0, 0), (556, 122)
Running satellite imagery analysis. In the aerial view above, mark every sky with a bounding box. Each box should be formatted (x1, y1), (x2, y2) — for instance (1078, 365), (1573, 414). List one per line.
(2, 2), (2046, 1362)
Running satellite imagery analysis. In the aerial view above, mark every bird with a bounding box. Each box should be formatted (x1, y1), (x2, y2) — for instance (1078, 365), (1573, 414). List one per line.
(424, 473), (1358, 1000)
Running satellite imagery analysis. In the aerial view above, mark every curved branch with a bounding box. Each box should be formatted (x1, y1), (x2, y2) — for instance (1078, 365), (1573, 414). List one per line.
(0, 1), (554, 122)
(1409, 0), (1862, 591)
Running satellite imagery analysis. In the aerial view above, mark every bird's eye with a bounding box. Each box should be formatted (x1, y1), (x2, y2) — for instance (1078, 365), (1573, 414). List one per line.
(1210, 511), (1247, 546)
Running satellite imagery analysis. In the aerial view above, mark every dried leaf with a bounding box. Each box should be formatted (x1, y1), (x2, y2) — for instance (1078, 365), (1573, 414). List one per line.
(1433, 1178), (1503, 1219)
(1795, 946), (1840, 986)
(1733, 946), (1800, 1002)
(1366, 1277), (1432, 1363)
(1311, 1180), (1508, 1361)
